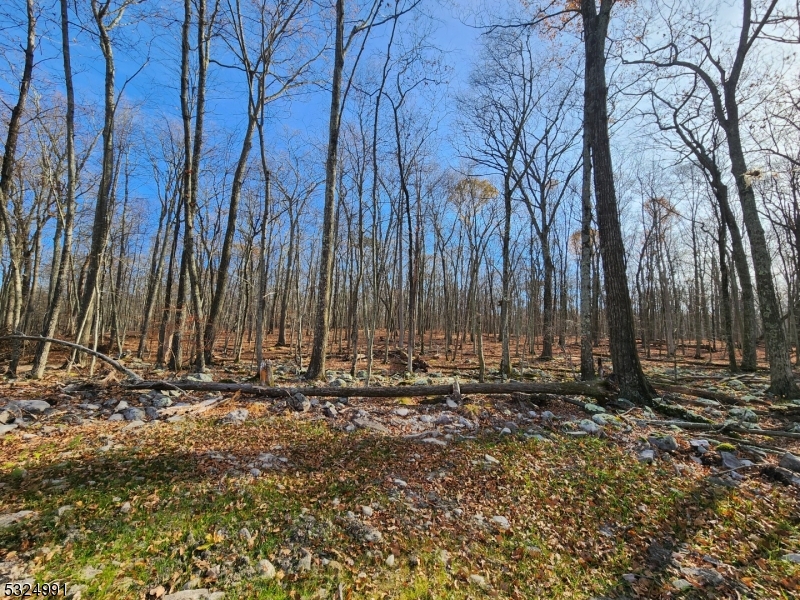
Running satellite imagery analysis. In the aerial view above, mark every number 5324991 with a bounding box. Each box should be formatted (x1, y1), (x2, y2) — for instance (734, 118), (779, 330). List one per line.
(3, 582), (67, 597)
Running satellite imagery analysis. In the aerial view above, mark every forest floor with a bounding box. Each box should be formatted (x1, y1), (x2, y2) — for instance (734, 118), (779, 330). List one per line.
(1, 334), (799, 599)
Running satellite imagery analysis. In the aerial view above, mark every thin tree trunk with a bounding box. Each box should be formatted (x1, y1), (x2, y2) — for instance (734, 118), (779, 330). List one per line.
(0, 0), (35, 375)
(579, 125), (595, 379)
(306, 0), (344, 379)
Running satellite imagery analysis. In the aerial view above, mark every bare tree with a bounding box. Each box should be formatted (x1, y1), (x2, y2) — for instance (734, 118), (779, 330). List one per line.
(0, 0), (35, 375)
(306, 0), (421, 379)
(627, 0), (799, 396)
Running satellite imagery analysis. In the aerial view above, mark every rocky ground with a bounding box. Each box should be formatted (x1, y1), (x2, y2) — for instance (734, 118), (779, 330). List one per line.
(1, 356), (800, 599)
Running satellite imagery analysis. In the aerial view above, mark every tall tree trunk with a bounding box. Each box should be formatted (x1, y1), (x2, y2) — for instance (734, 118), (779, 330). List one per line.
(0, 0), (35, 375)
(203, 117), (255, 364)
(718, 220), (737, 371)
(726, 122), (797, 395)
(499, 180), (512, 376)
(581, 0), (653, 403)
(278, 214), (296, 346)
(157, 198), (182, 367)
(72, 0), (119, 367)
(306, 0), (344, 379)
(136, 187), (174, 358)
(33, 0), (71, 378)
(579, 126), (595, 379)
(255, 172), (271, 369)
(540, 231), (554, 359)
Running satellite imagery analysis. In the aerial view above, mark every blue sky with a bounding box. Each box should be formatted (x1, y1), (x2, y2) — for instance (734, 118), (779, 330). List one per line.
(0, 0), (482, 219)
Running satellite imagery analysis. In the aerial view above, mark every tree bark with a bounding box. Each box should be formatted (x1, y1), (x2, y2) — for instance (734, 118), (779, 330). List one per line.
(306, 0), (344, 379)
(33, 0), (73, 378)
(579, 125), (595, 379)
(581, 0), (653, 403)
(0, 0), (36, 376)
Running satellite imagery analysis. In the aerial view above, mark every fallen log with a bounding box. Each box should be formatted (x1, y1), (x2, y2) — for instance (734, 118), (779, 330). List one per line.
(655, 384), (744, 406)
(0, 335), (142, 381)
(652, 398), (713, 424)
(645, 419), (800, 440)
(124, 379), (615, 400)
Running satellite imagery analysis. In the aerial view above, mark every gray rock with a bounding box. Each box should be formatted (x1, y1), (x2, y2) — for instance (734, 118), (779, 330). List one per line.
(0, 423), (18, 435)
(484, 454), (500, 464)
(648, 435), (678, 452)
(0, 410), (11, 423)
(57, 505), (73, 516)
(249, 468), (261, 477)
(185, 372), (213, 383)
(435, 413), (457, 425)
(257, 559), (276, 578)
(459, 416), (476, 429)
(115, 400), (130, 411)
(583, 403), (606, 415)
(491, 515), (510, 530)
(779, 452), (800, 473)
(361, 505), (374, 517)
(289, 393), (311, 412)
(446, 398), (458, 409)
(672, 579), (693, 591)
(719, 451), (745, 470)
(592, 413), (611, 426)
(614, 398), (635, 409)
(469, 574), (486, 586)
(385, 554), (395, 567)
(122, 420), (145, 431)
(541, 411), (555, 421)
(122, 408), (145, 421)
(145, 407), (160, 420)
(579, 419), (602, 435)
(353, 418), (389, 433)
(395, 408), (410, 417)
(728, 407), (758, 423)
(297, 552), (311, 571)
(152, 396), (173, 409)
(420, 437), (447, 446)
(220, 409), (249, 425)
(689, 439), (710, 453)
(80, 565), (103, 581)
(360, 525), (382, 543)
(565, 431), (588, 437)
(0, 510), (36, 528)
(637, 449), (655, 464)
(680, 567), (724, 587)
(108, 413), (124, 422)
(10, 400), (51, 413)
(322, 404), (338, 418)
(782, 553), (800, 563)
